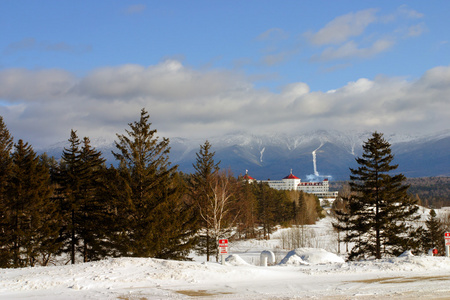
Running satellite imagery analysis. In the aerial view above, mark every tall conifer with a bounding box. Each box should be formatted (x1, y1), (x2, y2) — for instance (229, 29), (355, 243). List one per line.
(0, 116), (14, 267)
(424, 209), (444, 255)
(112, 108), (196, 259)
(333, 132), (418, 260)
(8, 140), (57, 267)
(57, 130), (89, 264)
(190, 140), (220, 261)
(79, 137), (108, 261)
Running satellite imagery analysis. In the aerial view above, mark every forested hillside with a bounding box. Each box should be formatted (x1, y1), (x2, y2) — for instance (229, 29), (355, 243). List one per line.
(330, 177), (450, 208)
(406, 177), (450, 208)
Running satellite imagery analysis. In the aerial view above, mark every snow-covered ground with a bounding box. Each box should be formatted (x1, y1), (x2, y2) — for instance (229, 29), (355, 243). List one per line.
(2, 213), (450, 299)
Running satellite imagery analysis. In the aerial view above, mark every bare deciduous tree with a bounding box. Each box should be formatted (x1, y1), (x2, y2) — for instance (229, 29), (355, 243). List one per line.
(199, 170), (237, 261)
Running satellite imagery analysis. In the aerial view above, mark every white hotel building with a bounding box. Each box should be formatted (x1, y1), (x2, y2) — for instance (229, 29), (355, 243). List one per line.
(243, 170), (338, 201)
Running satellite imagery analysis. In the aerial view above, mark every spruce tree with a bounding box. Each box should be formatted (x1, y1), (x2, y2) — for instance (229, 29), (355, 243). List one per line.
(0, 116), (14, 267)
(57, 130), (89, 264)
(424, 209), (445, 255)
(255, 182), (279, 239)
(333, 132), (418, 260)
(8, 140), (58, 267)
(190, 140), (220, 261)
(79, 137), (109, 261)
(112, 108), (197, 259)
(57, 132), (111, 263)
(235, 180), (258, 239)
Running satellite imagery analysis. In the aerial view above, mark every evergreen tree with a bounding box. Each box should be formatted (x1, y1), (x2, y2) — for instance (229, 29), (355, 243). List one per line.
(57, 130), (89, 264)
(78, 137), (109, 261)
(57, 132), (112, 263)
(234, 180), (258, 239)
(333, 132), (418, 260)
(0, 116), (14, 267)
(189, 140), (220, 261)
(112, 108), (197, 259)
(7, 140), (58, 267)
(424, 209), (445, 255)
(255, 182), (278, 239)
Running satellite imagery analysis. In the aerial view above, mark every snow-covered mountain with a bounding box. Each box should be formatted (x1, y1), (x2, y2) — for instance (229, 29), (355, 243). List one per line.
(38, 130), (450, 180)
(170, 130), (450, 180)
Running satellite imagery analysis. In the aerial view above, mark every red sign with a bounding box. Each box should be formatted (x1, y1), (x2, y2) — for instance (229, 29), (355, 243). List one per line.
(445, 233), (450, 246)
(219, 239), (228, 245)
(433, 248), (438, 255)
(219, 239), (228, 255)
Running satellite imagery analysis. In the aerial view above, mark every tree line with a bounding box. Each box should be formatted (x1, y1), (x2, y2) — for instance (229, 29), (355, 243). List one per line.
(0, 110), (323, 268)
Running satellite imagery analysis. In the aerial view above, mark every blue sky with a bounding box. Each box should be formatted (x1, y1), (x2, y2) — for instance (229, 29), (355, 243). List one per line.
(1, 1), (449, 148)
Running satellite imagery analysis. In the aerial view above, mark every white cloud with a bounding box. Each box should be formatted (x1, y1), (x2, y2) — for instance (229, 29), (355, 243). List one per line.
(0, 61), (449, 148)
(305, 6), (425, 64)
(306, 9), (378, 46)
(0, 68), (76, 101)
(313, 38), (395, 61)
(407, 23), (426, 37)
(398, 5), (424, 19)
(256, 28), (289, 41)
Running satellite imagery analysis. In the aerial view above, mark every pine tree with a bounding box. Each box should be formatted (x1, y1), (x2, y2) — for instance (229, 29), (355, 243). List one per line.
(112, 108), (197, 259)
(78, 137), (109, 261)
(333, 132), (418, 260)
(8, 140), (58, 267)
(234, 180), (258, 239)
(189, 140), (220, 261)
(256, 182), (278, 239)
(0, 116), (14, 267)
(57, 130), (89, 264)
(424, 209), (445, 255)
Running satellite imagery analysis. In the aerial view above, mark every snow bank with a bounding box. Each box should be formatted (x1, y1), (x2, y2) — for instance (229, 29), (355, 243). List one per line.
(399, 250), (414, 257)
(4, 252), (450, 299)
(225, 254), (249, 266)
(279, 248), (345, 266)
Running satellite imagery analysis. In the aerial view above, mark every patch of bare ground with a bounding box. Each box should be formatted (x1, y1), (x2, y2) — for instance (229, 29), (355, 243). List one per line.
(176, 289), (233, 297)
(350, 275), (450, 284)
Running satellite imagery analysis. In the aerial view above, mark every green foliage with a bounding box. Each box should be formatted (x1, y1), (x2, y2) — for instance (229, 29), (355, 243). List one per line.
(0, 116), (14, 267)
(2, 140), (59, 267)
(112, 108), (197, 259)
(189, 140), (220, 260)
(423, 209), (445, 255)
(333, 132), (418, 260)
(57, 131), (110, 264)
(406, 177), (450, 208)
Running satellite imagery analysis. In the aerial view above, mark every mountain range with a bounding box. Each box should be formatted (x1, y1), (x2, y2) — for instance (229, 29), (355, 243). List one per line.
(38, 130), (450, 181)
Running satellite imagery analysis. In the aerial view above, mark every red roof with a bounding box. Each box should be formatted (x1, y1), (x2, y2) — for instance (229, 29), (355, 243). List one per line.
(243, 174), (255, 180)
(283, 173), (300, 180)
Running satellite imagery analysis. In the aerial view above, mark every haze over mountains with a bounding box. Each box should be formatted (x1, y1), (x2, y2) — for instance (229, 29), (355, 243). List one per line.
(39, 130), (450, 181)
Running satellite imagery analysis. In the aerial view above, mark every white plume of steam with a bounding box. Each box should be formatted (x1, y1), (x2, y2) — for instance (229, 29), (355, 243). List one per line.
(306, 142), (332, 182)
(312, 142), (324, 176)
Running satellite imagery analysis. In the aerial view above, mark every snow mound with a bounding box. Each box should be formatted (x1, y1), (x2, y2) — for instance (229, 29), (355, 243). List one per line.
(225, 254), (249, 266)
(279, 248), (344, 265)
(399, 250), (414, 257)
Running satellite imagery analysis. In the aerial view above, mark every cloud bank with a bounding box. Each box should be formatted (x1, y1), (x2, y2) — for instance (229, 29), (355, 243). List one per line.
(0, 60), (449, 148)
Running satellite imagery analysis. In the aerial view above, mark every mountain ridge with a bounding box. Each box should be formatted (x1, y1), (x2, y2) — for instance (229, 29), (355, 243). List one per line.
(37, 130), (450, 181)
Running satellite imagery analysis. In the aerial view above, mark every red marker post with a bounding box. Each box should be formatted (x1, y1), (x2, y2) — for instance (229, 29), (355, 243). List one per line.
(219, 239), (228, 264)
(445, 232), (450, 257)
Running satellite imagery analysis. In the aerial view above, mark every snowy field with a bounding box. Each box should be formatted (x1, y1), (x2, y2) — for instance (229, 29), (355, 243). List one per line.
(2, 214), (450, 299)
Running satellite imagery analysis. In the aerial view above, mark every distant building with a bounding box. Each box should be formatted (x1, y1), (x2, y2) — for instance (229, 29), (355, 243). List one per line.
(242, 170), (256, 183)
(243, 169), (338, 201)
